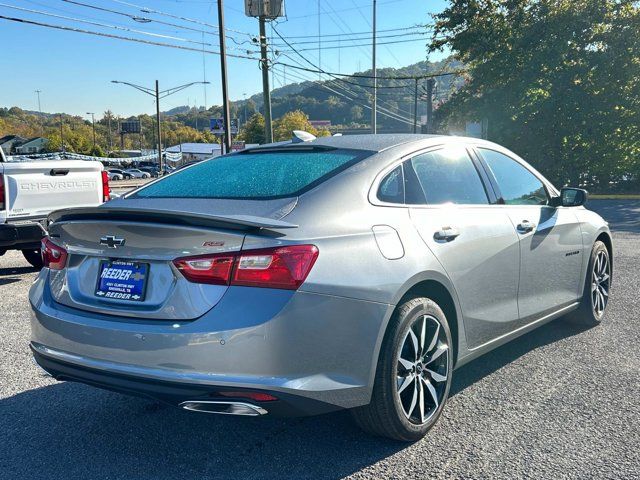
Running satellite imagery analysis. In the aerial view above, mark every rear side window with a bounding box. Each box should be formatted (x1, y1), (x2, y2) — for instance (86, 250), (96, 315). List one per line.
(133, 149), (367, 200)
(479, 149), (548, 205)
(406, 147), (489, 205)
(377, 165), (404, 203)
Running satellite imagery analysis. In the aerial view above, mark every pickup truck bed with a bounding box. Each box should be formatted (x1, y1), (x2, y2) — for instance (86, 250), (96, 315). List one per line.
(0, 148), (108, 266)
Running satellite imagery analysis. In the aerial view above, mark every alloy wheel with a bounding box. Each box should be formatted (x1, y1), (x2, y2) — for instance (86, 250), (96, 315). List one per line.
(592, 250), (610, 317)
(396, 314), (449, 425)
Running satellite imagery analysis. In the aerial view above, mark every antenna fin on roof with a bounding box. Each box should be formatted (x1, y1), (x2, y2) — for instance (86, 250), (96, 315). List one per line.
(291, 130), (317, 143)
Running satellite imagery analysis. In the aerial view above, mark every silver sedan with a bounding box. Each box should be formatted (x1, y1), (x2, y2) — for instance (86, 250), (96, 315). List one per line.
(29, 134), (612, 441)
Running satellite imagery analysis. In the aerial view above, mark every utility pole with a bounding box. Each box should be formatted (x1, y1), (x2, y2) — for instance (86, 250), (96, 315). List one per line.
(259, 15), (273, 143)
(107, 113), (113, 152)
(217, 0), (232, 154)
(318, 0), (321, 81)
(155, 80), (163, 172)
(35, 90), (43, 134)
(59, 114), (65, 152)
(371, 0), (377, 134)
(413, 78), (419, 134)
(35, 90), (42, 114)
(243, 93), (248, 123)
(426, 78), (435, 134)
(86, 112), (96, 150)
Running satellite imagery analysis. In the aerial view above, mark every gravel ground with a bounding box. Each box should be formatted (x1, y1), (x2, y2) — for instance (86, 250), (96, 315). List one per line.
(0, 200), (638, 480)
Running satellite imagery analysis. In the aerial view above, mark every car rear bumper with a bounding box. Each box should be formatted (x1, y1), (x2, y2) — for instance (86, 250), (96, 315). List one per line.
(0, 220), (46, 249)
(29, 270), (393, 415)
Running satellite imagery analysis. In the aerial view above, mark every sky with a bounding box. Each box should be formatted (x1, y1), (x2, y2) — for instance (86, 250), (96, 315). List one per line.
(0, 0), (449, 119)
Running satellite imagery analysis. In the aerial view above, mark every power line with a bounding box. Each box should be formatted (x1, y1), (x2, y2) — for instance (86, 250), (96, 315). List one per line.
(281, 67), (415, 126)
(271, 30), (430, 46)
(0, 2), (214, 47)
(61, 0), (210, 34)
(282, 25), (428, 39)
(274, 61), (468, 80)
(109, 0), (253, 37)
(287, 0), (406, 19)
(280, 36), (432, 53)
(0, 14), (258, 60)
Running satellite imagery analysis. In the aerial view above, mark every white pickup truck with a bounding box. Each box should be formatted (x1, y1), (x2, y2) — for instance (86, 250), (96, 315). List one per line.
(0, 148), (108, 267)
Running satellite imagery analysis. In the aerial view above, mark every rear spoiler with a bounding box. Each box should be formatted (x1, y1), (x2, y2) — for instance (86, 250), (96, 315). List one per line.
(48, 207), (298, 232)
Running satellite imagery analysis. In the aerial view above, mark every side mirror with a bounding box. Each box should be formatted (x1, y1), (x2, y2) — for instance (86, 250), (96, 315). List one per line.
(551, 187), (588, 207)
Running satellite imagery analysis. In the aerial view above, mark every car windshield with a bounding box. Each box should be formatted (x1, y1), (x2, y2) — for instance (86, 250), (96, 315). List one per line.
(132, 148), (368, 200)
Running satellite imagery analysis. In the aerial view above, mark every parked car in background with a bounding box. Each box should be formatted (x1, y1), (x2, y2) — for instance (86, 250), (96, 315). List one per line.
(140, 166), (160, 178)
(107, 170), (124, 181)
(123, 168), (151, 179)
(0, 147), (108, 267)
(29, 135), (612, 441)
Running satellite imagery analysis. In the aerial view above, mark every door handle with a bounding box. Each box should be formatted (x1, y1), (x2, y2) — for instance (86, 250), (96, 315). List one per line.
(434, 226), (460, 242)
(517, 220), (536, 233)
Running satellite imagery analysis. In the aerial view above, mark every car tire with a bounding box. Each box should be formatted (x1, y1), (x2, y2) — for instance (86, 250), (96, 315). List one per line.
(22, 249), (44, 269)
(351, 297), (453, 442)
(565, 240), (611, 326)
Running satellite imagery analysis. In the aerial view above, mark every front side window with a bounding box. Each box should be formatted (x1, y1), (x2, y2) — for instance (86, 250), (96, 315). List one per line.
(479, 149), (548, 205)
(133, 148), (367, 200)
(405, 147), (489, 205)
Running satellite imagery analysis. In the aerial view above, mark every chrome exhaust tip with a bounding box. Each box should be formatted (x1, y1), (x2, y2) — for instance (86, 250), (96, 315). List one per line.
(179, 400), (268, 416)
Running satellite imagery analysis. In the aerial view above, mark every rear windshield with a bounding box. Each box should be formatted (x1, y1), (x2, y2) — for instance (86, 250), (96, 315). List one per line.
(132, 148), (367, 200)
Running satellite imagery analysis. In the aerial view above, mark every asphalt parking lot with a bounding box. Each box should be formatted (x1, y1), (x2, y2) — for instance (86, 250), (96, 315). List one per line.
(1, 200), (639, 480)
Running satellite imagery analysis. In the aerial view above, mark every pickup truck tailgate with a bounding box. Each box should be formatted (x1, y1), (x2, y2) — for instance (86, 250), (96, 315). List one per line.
(1, 160), (103, 220)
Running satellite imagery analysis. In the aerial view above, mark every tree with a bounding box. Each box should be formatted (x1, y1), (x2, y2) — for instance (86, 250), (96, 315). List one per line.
(431, 0), (640, 191)
(273, 110), (319, 141)
(238, 113), (265, 144)
(350, 105), (364, 122)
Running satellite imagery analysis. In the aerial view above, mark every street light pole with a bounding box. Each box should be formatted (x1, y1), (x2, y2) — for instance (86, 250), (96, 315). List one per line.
(216, 0), (232, 154)
(86, 112), (96, 150)
(111, 80), (209, 172)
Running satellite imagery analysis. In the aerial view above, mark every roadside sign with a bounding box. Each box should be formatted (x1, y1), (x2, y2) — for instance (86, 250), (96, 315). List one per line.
(210, 118), (240, 135)
(119, 120), (141, 134)
(231, 140), (246, 152)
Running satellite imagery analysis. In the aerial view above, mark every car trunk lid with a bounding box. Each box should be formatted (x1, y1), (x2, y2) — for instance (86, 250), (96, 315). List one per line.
(46, 201), (297, 321)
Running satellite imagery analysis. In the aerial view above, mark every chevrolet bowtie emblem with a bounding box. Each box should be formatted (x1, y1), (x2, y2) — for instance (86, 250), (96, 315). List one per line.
(100, 235), (125, 249)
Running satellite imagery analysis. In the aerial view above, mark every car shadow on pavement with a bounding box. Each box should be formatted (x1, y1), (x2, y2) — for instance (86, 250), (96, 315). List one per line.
(0, 319), (591, 480)
(450, 318), (589, 397)
(587, 199), (640, 234)
(0, 265), (38, 276)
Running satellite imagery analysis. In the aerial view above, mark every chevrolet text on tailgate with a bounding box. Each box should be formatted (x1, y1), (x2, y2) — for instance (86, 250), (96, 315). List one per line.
(0, 148), (109, 267)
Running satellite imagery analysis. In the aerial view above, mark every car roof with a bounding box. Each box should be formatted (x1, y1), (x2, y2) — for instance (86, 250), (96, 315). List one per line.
(247, 134), (448, 154)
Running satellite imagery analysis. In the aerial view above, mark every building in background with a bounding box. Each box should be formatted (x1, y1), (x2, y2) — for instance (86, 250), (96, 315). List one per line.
(166, 143), (222, 164)
(13, 137), (48, 154)
(0, 135), (27, 155)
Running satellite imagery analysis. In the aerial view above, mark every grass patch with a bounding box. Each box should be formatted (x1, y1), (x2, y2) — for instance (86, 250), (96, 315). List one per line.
(589, 194), (640, 200)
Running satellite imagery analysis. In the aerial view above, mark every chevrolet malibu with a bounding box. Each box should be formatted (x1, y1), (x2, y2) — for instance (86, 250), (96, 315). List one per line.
(29, 134), (612, 441)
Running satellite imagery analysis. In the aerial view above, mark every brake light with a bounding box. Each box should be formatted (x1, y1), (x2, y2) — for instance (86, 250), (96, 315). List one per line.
(173, 245), (318, 290)
(101, 170), (110, 202)
(0, 175), (4, 210)
(41, 237), (68, 270)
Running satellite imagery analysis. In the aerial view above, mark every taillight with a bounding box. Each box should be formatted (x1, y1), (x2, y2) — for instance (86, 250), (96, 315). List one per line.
(173, 254), (235, 285)
(0, 175), (4, 210)
(101, 170), (110, 202)
(232, 245), (319, 290)
(173, 245), (318, 290)
(41, 237), (68, 270)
